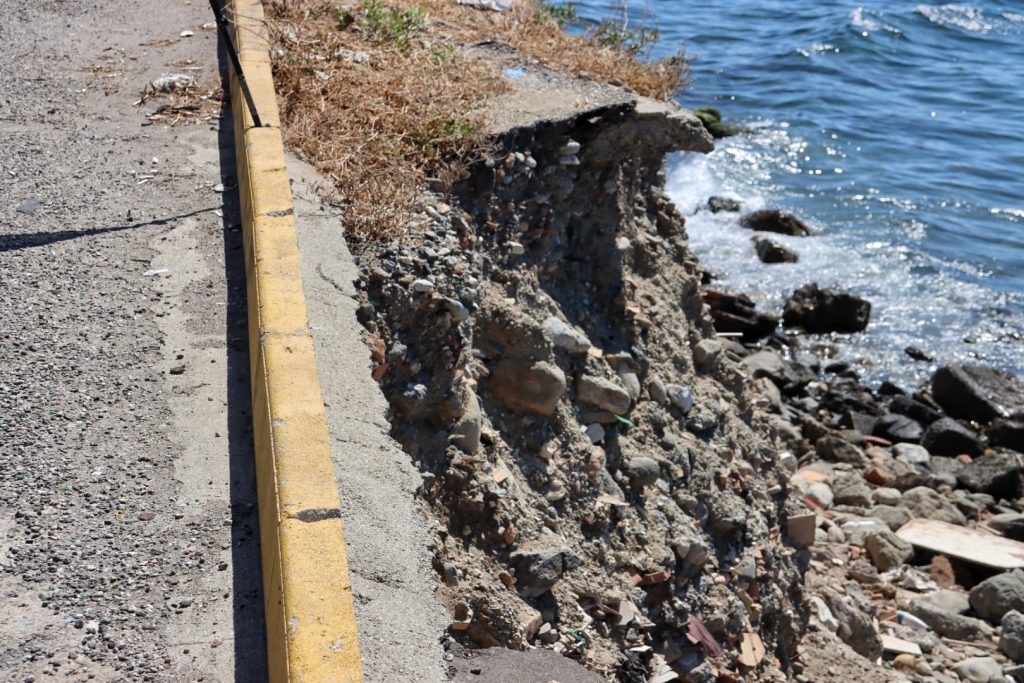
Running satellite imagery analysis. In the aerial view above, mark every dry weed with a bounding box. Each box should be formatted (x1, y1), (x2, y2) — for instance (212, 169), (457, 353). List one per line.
(264, 0), (686, 241)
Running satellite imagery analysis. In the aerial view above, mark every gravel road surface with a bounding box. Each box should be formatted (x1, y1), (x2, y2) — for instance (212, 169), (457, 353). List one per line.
(1, 1), (265, 680)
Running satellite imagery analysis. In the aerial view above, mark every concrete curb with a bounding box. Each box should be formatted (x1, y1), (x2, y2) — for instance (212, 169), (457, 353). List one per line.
(227, 2), (364, 681)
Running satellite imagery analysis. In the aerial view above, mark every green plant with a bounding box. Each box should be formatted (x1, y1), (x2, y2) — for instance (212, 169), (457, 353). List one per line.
(344, 0), (428, 53)
(540, 1), (577, 26)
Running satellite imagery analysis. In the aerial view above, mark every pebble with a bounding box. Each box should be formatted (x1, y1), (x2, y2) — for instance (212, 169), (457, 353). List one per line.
(410, 278), (435, 293)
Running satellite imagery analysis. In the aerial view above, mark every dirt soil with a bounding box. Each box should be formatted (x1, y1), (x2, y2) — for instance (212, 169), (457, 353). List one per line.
(0, 1), (264, 681)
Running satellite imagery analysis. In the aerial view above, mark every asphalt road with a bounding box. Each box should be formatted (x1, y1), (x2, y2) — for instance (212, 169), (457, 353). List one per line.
(0, 1), (265, 680)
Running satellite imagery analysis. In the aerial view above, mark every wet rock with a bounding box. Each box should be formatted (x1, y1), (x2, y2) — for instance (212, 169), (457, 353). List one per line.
(908, 601), (993, 641)
(707, 196), (741, 213)
(969, 569), (1024, 623)
(889, 395), (943, 426)
(904, 346), (933, 362)
(509, 545), (581, 598)
(956, 451), (1023, 498)
(866, 505), (912, 531)
(702, 289), (779, 341)
(541, 316), (591, 354)
(816, 435), (867, 465)
(783, 283), (871, 333)
(577, 375), (631, 415)
(990, 418), (1024, 453)
(864, 529), (913, 571)
(832, 474), (872, 507)
(921, 417), (983, 457)
(752, 235), (799, 264)
(693, 106), (744, 138)
(740, 209), (811, 236)
(488, 359), (566, 415)
(932, 364), (1024, 422)
(1001, 610), (1024, 663)
(953, 656), (1003, 683)
(901, 487), (967, 525)
(624, 457), (661, 488)
(874, 413), (924, 443)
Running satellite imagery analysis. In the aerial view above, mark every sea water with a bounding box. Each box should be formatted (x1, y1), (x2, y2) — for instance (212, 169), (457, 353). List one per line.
(573, 1), (1024, 386)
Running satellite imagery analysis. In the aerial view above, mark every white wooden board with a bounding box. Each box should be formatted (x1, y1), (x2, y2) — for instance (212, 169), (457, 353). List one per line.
(897, 519), (1024, 570)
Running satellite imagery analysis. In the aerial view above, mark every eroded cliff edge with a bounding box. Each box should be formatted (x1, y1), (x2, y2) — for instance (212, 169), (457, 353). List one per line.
(350, 54), (809, 681)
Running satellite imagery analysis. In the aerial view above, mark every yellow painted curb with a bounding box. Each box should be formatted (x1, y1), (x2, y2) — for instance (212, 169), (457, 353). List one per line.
(227, 1), (364, 680)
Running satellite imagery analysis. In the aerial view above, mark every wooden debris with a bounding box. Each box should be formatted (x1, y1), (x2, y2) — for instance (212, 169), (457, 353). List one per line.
(737, 631), (766, 667)
(897, 519), (1024, 570)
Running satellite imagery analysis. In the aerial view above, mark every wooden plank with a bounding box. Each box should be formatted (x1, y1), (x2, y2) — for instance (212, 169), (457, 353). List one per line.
(897, 519), (1024, 570)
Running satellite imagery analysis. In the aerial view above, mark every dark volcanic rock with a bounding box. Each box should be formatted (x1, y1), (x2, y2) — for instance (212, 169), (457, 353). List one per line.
(707, 196), (740, 213)
(956, 451), (1023, 498)
(740, 209), (811, 236)
(509, 545), (581, 598)
(990, 419), (1024, 453)
(921, 417), (983, 457)
(702, 289), (779, 341)
(932, 364), (1024, 422)
(889, 395), (943, 426)
(904, 346), (933, 362)
(783, 283), (871, 333)
(752, 235), (798, 264)
(874, 413), (924, 443)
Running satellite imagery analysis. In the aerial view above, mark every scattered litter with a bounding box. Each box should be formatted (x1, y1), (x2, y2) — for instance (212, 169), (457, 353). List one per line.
(149, 73), (194, 93)
(144, 268), (169, 276)
(898, 518), (1024, 570)
(457, 0), (513, 10)
(15, 197), (41, 214)
(202, 22), (216, 29)
(179, 30), (195, 37)
(502, 67), (526, 80)
(213, 183), (225, 193)
(880, 633), (922, 656)
(896, 610), (931, 631)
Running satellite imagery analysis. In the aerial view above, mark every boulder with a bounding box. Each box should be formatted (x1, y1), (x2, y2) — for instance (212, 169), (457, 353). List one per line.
(740, 209), (811, 236)
(815, 435), (867, 465)
(908, 601), (993, 641)
(921, 417), (983, 457)
(990, 418), (1024, 453)
(509, 545), (581, 598)
(783, 283), (871, 334)
(969, 569), (1024, 623)
(956, 451), (1023, 498)
(953, 657), (1003, 683)
(932, 364), (1024, 422)
(901, 487), (967, 525)
(832, 474), (872, 507)
(866, 505), (912, 531)
(752, 235), (798, 264)
(707, 196), (741, 213)
(864, 529), (914, 571)
(889, 395), (943, 426)
(1001, 610), (1024, 663)
(488, 359), (566, 415)
(576, 375), (631, 415)
(874, 413), (923, 443)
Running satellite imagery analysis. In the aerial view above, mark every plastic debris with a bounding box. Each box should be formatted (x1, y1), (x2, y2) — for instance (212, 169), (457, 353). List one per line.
(456, 0), (512, 10)
(179, 29), (194, 37)
(149, 73), (194, 93)
(144, 268), (169, 276)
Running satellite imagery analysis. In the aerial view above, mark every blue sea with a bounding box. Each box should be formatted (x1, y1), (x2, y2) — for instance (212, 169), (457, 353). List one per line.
(574, 1), (1024, 386)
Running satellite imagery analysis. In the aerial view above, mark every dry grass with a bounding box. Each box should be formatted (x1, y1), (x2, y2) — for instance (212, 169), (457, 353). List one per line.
(264, 0), (686, 241)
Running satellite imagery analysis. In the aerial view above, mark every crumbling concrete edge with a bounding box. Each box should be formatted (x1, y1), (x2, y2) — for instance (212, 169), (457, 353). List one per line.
(228, 1), (364, 681)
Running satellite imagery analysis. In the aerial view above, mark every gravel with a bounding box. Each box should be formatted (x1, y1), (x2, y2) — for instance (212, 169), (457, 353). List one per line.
(0, 1), (264, 680)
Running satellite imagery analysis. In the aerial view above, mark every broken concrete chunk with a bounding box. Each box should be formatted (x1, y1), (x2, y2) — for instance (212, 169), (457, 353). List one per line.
(898, 519), (1024, 571)
(865, 529), (914, 571)
(900, 487), (967, 526)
